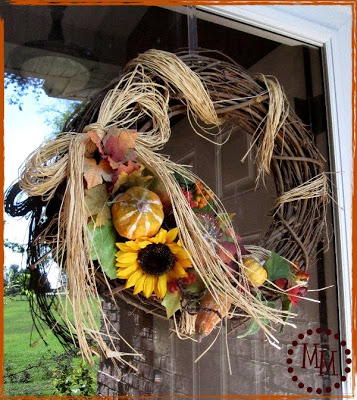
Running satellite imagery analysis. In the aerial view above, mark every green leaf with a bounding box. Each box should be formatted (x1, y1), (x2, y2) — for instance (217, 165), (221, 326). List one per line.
(186, 280), (204, 294)
(263, 252), (293, 282)
(262, 300), (278, 308)
(237, 318), (269, 339)
(161, 291), (182, 318)
(87, 221), (117, 279)
(237, 299), (277, 338)
(174, 172), (195, 189)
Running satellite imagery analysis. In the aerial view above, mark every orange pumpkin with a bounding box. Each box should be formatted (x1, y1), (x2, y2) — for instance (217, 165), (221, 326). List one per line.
(111, 186), (164, 240)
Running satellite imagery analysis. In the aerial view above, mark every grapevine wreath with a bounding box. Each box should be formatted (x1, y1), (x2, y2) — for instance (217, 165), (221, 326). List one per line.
(5, 49), (329, 366)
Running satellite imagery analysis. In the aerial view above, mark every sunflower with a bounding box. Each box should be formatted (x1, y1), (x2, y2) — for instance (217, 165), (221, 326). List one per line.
(115, 228), (191, 298)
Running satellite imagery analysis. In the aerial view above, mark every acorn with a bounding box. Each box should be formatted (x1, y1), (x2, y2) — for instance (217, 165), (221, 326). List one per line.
(195, 292), (232, 337)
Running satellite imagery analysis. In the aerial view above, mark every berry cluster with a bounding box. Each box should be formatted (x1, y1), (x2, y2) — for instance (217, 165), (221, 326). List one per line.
(168, 271), (197, 293)
(181, 180), (215, 209)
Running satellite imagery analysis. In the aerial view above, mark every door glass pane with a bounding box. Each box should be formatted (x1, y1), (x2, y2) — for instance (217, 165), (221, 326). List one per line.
(3, 5), (341, 397)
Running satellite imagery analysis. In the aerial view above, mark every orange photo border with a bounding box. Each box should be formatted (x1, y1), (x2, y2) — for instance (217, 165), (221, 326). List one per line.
(0, 0), (355, 399)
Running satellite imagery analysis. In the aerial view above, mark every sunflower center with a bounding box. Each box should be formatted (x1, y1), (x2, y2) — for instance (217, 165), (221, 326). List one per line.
(138, 244), (176, 276)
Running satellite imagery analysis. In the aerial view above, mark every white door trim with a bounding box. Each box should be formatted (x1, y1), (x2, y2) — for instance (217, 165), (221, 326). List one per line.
(198, 4), (353, 394)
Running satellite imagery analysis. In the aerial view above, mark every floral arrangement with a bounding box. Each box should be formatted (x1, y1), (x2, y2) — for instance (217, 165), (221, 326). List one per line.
(83, 126), (310, 340)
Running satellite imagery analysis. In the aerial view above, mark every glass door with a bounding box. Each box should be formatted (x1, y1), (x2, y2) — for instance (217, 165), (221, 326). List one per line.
(3, 4), (342, 397)
(153, 19), (340, 395)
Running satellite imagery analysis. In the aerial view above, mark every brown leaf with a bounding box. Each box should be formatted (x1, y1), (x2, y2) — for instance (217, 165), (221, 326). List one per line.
(85, 129), (104, 157)
(84, 157), (112, 189)
(118, 159), (139, 174)
(103, 127), (137, 167)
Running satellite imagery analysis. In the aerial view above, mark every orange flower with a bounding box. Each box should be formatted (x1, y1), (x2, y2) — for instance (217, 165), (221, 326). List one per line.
(295, 270), (310, 286)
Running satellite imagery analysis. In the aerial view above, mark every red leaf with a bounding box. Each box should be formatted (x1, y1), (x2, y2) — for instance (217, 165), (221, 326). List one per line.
(103, 128), (137, 167)
(274, 278), (288, 290)
(287, 287), (300, 305)
(111, 160), (140, 184)
(218, 242), (237, 264)
(118, 160), (140, 174)
(287, 286), (307, 306)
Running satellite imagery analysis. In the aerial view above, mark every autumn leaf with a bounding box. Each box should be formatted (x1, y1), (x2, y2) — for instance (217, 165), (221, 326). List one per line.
(111, 172), (129, 195)
(85, 129), (104, 157)
(111, 160), (140, 184)
(103, 127), (138, 168)
(111, 163), (152, 194)
(84, 157), (112, 189)
(95, 205), (111, 227)
(84, 184), (110, 217)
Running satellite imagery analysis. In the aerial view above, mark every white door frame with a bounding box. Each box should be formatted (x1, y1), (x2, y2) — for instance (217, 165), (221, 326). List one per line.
(199, 4), (353, 395)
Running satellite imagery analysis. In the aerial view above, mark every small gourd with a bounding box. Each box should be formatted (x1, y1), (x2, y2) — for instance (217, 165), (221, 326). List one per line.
(195, 293), (232, 337)
(243, 256), (267, 287)
(111, 186), (164, 240)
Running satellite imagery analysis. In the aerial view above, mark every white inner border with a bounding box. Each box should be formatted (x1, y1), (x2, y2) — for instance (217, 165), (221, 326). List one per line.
(198, 4), (353, 395)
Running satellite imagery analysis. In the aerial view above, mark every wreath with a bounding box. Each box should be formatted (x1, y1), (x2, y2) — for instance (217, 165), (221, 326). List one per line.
(5, 49), (329, 366)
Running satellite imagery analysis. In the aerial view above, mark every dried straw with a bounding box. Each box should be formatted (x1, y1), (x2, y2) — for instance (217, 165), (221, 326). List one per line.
(254, 74), (289, 184)
(19, 134), (73, 200)
(178, 311), (197, 337)
(275, 173), (328, 206)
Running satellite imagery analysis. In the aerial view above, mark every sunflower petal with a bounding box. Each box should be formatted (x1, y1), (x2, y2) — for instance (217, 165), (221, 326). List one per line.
(168, 270), (184, 280)
(150, 229), (167, 244)
(176, 258), (192, 268)
(116, 242), (138, 252)
(126, 241), (140, 250)
(117, 252), (138, 263)
(116, 243), (129, 251)
(125, 269), (143, 288)
(155, 274), (167, 298)
(116, 241), (140, 252)
(133, 274), (147, 295)
(143, 275), (156, 298)
(137, 240), (152, 249)
(168, 244), (189, 259)
(117, 264), (138, 279)
(116, 260), (139, 269)
(166, 228), (178, 243)
(170, 264), (188, 279)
